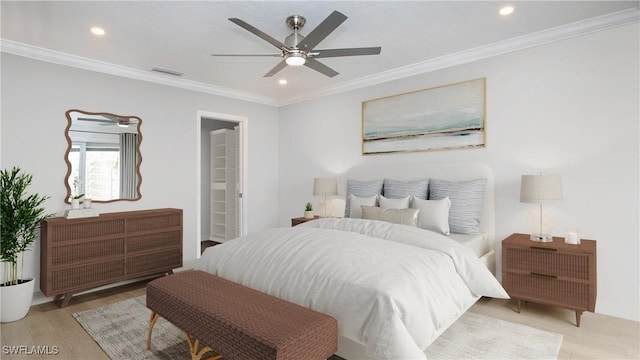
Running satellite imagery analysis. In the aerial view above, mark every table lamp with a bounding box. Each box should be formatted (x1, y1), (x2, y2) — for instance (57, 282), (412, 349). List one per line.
(520, 174), (563, 242)
(313, 177), (338, 217)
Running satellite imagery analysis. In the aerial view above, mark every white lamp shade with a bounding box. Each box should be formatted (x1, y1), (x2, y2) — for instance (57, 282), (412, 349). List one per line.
(520, 174), (563, 203)
(313, 177), (338, 196)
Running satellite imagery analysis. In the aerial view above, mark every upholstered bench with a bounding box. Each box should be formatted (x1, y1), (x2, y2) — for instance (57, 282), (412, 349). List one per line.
(146, 270), (338, 360)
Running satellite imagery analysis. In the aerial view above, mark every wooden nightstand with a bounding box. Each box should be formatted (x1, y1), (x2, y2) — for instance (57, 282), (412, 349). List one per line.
(502, 233), (597, 327)
(291, 216), (319, 226)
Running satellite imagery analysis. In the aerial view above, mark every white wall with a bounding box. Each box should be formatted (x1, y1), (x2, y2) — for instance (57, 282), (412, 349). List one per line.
(278, 24), (639, 321)
(1, 53), (280, 297)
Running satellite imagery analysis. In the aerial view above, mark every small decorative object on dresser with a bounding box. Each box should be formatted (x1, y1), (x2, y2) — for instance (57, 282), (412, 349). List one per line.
(502, 233), (597, 327)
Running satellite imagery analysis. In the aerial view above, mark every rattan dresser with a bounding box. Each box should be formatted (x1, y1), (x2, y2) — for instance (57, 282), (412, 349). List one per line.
(40, 208), (182, 307)
(502, 233), (597, 327)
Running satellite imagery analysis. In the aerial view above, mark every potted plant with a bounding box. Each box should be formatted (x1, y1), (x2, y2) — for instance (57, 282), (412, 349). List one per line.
(69, 193), (84, 210)
(1, 167), (53, 322)
(304, 202), (314, 219)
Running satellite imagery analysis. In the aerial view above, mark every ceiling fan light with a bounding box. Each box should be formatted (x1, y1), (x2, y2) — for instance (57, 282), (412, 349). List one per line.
(285, 55), (306, 66)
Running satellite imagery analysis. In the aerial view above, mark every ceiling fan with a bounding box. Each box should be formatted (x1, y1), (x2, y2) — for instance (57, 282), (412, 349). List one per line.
(211, 10), (382, 78)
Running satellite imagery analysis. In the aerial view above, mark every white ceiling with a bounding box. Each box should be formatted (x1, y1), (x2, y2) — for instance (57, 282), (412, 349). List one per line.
(2, 1), (638, 106)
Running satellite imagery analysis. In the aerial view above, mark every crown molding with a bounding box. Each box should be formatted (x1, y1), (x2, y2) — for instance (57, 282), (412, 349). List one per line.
(278, 8), (640, 106)
(2, 8), (637, 107)
(0, 39), (280, 106)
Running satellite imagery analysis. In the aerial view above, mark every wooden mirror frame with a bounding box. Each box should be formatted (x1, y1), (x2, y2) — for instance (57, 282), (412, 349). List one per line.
(64, 109), (143, 204)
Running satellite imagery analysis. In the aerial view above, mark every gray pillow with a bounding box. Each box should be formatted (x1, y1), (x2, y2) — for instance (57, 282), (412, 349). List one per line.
(383, 179), (429, 199)
(344, 179), (384, 218)
(429, 178), (486, 234)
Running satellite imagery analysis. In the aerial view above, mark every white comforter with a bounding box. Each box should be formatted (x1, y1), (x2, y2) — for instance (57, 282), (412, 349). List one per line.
(195, 218), (508, 360)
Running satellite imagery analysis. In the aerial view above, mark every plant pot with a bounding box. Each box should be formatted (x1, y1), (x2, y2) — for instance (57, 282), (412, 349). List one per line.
(0, 278), (35, 323)
(71, 198), (80, 209)
(304, 211), (314, 219)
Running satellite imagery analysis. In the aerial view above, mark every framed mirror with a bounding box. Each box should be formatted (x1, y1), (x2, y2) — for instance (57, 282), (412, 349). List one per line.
(64, 109), (142, 203)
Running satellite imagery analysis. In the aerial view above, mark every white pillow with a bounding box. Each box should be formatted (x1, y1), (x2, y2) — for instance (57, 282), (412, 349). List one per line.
(378, 195), (410, 209)
(361, 206), (419, 227)
(348, 194), (378, 218)
(410, 196), (451, 234)
(344, 179), (384, 217)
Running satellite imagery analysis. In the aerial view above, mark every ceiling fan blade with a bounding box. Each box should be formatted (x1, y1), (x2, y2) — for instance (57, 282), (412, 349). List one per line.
(304, 58), (339, 78)
(211, 53), (282, 57)
(229, 18), (287, 50)
(297, 10), (347, 50)
(77, 117), (114, 123)
(314, 47), (382, 58)
(263, 60), (288, 77)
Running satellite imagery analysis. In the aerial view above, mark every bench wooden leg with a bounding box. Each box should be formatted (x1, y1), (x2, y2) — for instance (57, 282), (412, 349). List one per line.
(184, 332), (222, 360)
(147, 310), (221, 360)
(146, 311), (160, 350)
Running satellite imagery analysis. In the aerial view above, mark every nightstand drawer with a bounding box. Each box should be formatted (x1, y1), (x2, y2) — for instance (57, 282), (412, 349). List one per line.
(503, 272), (591, 309)
(503, 247), (591, 281)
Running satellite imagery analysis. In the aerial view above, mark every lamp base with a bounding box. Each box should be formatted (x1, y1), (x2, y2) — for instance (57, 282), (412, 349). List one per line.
(530, 233), (553, 242)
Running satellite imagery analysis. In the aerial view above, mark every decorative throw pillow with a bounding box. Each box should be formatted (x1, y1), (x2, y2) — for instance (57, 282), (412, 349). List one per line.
(378, 195), (410, 209)
(348, 194), (378, 218)
(361, 206), (419, 227)
(344, 179), (384, 217)
(410, 197), (451, 234)
(383, 179), (429, 199)
(429, 178), (486, 234)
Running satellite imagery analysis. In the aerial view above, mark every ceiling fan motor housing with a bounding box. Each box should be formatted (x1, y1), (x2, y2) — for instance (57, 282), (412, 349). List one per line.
(285, 15), (306, 48)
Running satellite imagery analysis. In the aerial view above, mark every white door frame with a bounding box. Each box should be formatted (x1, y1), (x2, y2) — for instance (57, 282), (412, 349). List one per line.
(196, 110), (248, 255)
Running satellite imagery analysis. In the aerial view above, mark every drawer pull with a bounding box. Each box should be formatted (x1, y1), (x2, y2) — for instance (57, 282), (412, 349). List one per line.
(530, 272), (557, 279)
(530, 246), (557, 252)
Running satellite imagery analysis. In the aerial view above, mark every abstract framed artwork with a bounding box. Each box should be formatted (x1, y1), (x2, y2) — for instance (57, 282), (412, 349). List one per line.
(362, 78), (486, 155)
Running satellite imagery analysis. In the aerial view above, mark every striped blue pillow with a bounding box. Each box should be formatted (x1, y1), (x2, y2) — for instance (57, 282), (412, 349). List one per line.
(429, 178), (486, 234)
(383, 179), (429, 199)
(344, 179), (384, 218)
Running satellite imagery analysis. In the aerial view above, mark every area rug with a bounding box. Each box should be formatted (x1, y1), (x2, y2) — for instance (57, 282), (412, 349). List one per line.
(73, 296), (562, 360)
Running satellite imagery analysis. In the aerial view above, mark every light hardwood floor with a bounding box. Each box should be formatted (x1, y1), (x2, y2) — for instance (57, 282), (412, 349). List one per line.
(1, 279), (638, 360)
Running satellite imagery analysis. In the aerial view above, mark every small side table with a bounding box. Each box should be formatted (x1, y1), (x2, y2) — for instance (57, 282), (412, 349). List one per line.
(502, 233), (597, 327)
(291, 216), (319, 227)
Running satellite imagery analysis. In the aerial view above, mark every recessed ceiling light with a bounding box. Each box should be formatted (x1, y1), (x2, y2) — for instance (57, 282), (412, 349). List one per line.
(499, 6), (515, 16)
(278, 79), (288, 85)
(90, 27), (106, 36)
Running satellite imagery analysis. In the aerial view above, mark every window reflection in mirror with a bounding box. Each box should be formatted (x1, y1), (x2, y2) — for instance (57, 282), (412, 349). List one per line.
(64, 110), (142, 203)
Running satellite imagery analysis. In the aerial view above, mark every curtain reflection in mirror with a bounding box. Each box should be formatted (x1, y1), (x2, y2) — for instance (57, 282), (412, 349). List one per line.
(120, 133), (138, 199)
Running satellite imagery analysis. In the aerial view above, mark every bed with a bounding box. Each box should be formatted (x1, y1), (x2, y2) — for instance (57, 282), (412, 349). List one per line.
(196, 162), (508, 360)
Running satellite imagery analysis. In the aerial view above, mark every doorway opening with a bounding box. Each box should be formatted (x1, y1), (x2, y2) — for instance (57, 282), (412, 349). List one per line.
(197, 111), (248, 256)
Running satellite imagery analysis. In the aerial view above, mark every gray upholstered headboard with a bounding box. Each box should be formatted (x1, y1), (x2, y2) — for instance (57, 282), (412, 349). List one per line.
(343, 161), (495, 247)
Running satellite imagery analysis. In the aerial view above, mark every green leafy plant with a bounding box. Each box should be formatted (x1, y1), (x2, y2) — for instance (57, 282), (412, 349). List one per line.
(305, 202), (313, 211)
(1, 167), (53, 286)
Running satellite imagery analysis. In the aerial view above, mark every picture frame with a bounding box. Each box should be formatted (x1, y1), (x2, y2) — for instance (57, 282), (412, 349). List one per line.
(362, 78), (486, 155)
